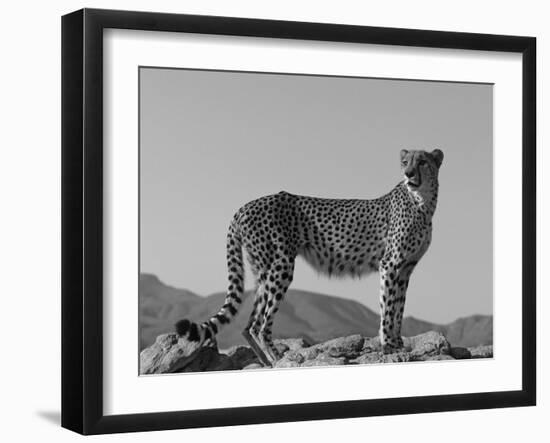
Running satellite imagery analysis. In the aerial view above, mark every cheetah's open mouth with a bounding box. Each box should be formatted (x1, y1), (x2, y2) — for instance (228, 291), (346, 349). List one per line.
(407, 178), (421, 188)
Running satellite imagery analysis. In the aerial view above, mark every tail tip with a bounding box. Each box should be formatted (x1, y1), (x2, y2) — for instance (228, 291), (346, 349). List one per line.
(174, 319), (201, 342)
(175, 319), (191, 336)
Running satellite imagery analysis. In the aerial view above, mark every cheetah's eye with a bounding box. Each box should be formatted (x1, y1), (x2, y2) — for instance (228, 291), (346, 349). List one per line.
(418, 160), (426, 166)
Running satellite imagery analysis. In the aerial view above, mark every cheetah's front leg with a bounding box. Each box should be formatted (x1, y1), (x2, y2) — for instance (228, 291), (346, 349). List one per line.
(378, 261), (416, 353)
(378, 263), (403, 354)
(390, 263), (416, 348)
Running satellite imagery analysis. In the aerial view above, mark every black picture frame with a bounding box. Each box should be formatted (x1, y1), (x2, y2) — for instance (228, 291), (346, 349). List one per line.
(61, 8), (536, 435)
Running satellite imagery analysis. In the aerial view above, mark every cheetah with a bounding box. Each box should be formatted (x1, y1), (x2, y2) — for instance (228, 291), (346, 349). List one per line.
(175, 149), (444, 367)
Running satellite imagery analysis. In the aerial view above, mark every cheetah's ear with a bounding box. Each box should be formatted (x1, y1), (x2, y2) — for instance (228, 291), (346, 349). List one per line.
(400, 149), (409, 161)
(431, 149), (444, 168)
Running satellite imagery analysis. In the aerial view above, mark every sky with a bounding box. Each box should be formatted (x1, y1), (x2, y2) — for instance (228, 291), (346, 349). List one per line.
(139, 67), (493, 324)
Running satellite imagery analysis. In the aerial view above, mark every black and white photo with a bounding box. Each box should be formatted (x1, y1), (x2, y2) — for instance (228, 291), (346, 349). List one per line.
(138, 68), (494, 374)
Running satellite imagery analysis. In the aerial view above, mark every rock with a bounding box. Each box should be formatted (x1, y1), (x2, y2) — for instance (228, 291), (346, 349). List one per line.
(140, 333), (207, 374)
(301, 354), (346, 367)
(274, 357), (301, 368)
(274, 337), (311, 351)
(313, 334), (365, 358)
(407, 331), (451, 357)
(353, 351), (412, 365)
(468, 345), (493, 358)
(282, 350), (306, 364)
(139, 330), (479, 374)
(296, 347), (322, 361)
(242, 363), (263, 370)
(382, 352), (414, 363)
(450, 346), (472, 359)
(180, 348), (235, 372)
(425, 354), (456, 361)
(361, 336), (400, 353)
(274, 342), (290, 355)
(224, 346), (260, 367)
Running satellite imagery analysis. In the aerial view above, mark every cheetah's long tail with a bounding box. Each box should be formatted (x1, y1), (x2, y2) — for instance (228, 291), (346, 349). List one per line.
(174, 221), (245, 345)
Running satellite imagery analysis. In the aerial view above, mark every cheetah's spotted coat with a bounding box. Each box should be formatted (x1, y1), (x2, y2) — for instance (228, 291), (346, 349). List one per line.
(176, 149), (444, 367)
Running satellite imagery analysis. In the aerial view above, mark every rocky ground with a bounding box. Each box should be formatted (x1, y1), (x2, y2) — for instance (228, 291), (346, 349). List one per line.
(140, 331), (494, 374)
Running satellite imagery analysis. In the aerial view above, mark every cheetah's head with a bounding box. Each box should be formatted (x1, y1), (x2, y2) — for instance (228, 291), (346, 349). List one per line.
(400, 149), (444, 191)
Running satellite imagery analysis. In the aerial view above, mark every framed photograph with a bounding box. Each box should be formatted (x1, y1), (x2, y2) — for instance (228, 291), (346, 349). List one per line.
(61, 8), (536, 435)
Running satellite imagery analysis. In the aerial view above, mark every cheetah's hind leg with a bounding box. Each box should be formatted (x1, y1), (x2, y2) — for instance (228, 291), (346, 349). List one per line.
(241, 292), (273, 367)
(254, 258), (295, 367)
(242, 329), (272, 367)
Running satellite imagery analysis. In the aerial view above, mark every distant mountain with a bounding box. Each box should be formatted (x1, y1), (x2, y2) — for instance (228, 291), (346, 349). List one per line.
(139, 274), (202, 346)
(402, 315), (493, 348)
(139, 273), (492, 350)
